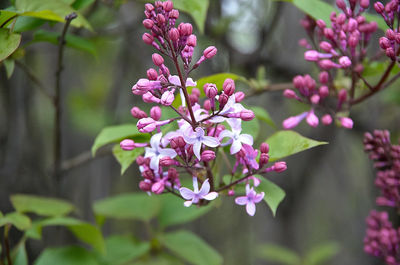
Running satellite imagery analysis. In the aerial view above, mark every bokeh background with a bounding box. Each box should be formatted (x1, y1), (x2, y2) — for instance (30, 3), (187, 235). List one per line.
(1, 0), (400, 264)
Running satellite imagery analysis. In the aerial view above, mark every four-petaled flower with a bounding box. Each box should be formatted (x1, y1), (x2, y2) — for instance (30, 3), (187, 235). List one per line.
(179, 177), (218, 207)
(235, 184), (265, 216)
(145, 133), (177, 171)
(183, 127), (220, 160)
(219, 119), (253, 154)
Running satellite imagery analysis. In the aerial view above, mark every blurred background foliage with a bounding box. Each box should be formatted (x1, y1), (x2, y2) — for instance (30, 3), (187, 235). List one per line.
(0, 0), (400, 264)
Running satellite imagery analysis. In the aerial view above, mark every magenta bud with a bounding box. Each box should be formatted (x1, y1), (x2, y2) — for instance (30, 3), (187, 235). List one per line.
(386, 29), (396, 40)
(192, 88), (200, 97)
(228, 190), (235, 196)
(201, 150), (216, 162)
(145, 3), (154, 12)
(203, 46), (217, 59)
(147, 68), (158, 80)
(282, 112), (307, 129)
(310, 94), (320, 104)
(259, 153), (270, 166)
(319, 59), (337, 70)
(131, 107), (147, 119)
(137, 117), (157, 133)
(234, 91), (245, 102)
(319, 71), (329, 84)
(159, 157), (175, 167)
(170, 9), (179, 19)
(336, 0), (346, 9)
(161, 91), (175, 106)
(143, 19), (154, 29)
(170, 136), (186, 149)
(339, 56), (351, 68)
(142, 170), (154, 180)
(283, 89), (297, 99)
(156, 14), (165, 25)
(203, 99), (212, 110)
(152, 53), (164, 66)
(319, 85), (329, 98)
(321, 114), (332, 125)
(304, 50), (320, 61)
(142, 33), (154, 45)
(337, 13), (346, 25)
(360, 0), (369, 8)
(150, 106), (161, 120)
(316, 19), (326, 28)
(338, 89), (347, 102)
(178, 23), (193, 36)
(168, 28), (180, 42)
(260, 143), (269, 154)
(187, 34), (197, 46)
(395, 33), (400, 44)
(163, 0), (173, 11)
(204, 83), (218, 98)
(323, 28), (334, 39)
(386, 47), (396, 60)
(168, 168), (178, 179)
(319, 41), (332, 52)
(339, 117), (353, 129)
(354, 63), (364, 74)
(273, 162), (287, 173)
(306, 110), (319, 127)
(379, 37), (391, 49)
(374, 2), (384, 13)
(219, 93), (229, 109)
(120, 139), (135, 151)
(151, 181), (165, 194)
(293, 75), (305, 88)
(139, 181), (152, 191)
(136, 156), (145, 165)
(223, 78), (235, 96)
(240, 110), (255, 121)
(348, 18), (358, 32)
(189, 94), (198, 105)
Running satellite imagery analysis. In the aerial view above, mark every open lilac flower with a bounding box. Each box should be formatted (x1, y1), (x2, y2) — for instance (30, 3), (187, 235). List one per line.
(168, 75), (197, 106)
(219, 119), (253, 154)
(183, 127), (220, 160)
(235, 184), (265, 216)
(210, 94), (245, 123)
(179, 177), (218, 207)
(144, 133), (177, 171)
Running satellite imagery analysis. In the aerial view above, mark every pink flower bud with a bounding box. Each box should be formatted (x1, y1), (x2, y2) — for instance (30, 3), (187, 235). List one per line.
(201, 150), (216, 162)
(142, 33), (154, 45)
(306, 110), (319, 127)
(386, 29), (396, 40)
(145, 3), (154, 12)
(336, 0), (346, 9)
(360, 0), (369, 9)
(178, 23), (193, 36)
(223, 78), (235, 96)
(319, 85), (329, 98)
(204, 83), (218, 98)
(170, 9), (179, 19)
(282, 112), (307, 129)
(137, 117), (157, 133)
(304, 50), (320, 61)
(319, 59), (339, 70)
(203, 46), (217, 59)
(348, 18), (358, 32)
(136, 156), (145, 165)
(150, 106), (161, 121)
(283, 89), (297, 99)
(161, 91), (175, 106)
(321, 114), (332, 125)
(304, 75), (316, 90)
(316, 19), (326, 28)
(379, 37), (391, 49)
(143, 19), (154, 29)
(374, 2), (384, 13)
(319, 71), (329, 84)
(293, 75), (305, 88)
(147, 68), (158, 80)
(259, 153), (269, 166)
(228, 190), (235, 196)
(163, 0), (173, 11)
(310, 94), (320, 104)
(192, 88), (200, 97)
(168, 28), (180, 42)
(395, 33), (400, 44)
(156, 14), (165, 25)
(187, 34), (197, 46)
(338, 89), (347, 102)
(171, 136), (186, 149)
(167, 168), (178, 180)
(339, 56), (352, 68)
(235, 91), (245, 102)
(240, 110), (255, 121)
(139, 181), (151, 191)
(339, 117), (353, 129)
(131, 106), (147, 119)
(273, 162), (287, 173)
(219, 93), (229, 108)
(142, 92), (161, 103)
(203, 99), (212, 110)
(336, 13), (346, 24)
(120, 139), (135, 150)
(152, 53), (164, 66)
(386, 47), (396, 60)
(354, 63), (364, 74)
(151, 181), (165, 194)
(319, 41), (332, 52)
(323, 28), (334, 39)
(159, 157), (175, 167)
(260, 143), (269, 154)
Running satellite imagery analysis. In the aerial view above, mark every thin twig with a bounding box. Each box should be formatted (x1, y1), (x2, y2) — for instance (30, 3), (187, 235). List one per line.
(246, 82), (294, 97)
(61, 146), (112, 172)
(54, 13), (77, 184)
(4, 225), (11, 265)
(15, 60), (54, 101)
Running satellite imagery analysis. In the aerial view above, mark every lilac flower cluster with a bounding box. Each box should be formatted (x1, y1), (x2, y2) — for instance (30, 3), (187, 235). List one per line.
(375, 1), (400, 61)
(363, 130), (400, 264)
(120, 0), (287, 216)
(282, 0), (378, 129)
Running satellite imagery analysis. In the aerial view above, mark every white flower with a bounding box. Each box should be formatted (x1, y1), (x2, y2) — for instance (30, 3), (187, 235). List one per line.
(179, 177), (218, 207)
(219, 119), (253, 154)
(144, 133), (177, 171)
(183, 127), (220, 160)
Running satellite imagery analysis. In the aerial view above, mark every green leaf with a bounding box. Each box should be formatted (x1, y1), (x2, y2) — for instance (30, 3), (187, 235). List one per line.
(250, 106), (276, 128)
(196, 73), (244, 94)
(92, 124), (148, 156)
(173, 0), (209, 33)
(241, 117), (260, 140)
(254, 176), (285, 216)
(93, 193), (160, 222)
(158, 194), (212, 228)
(0, 10), (18, 28)
(303, 242), (339, 265)
(34, 246), (98, 265)
(72, 0), (96, 10)
(257, 243), (301, 265)
(15, 0), (93, 30)
(112, 145), (144, 175)
(31, 30), (98, 57)
(13, 16), (45, 33)
(160, 230), (222, 265)
(11, 194), (75, 217)
(13, 241), (28, 265)
(4, 58), (15, 78)
(98, 235), (150, 265)
(265, 130), (328, 161)
(0, 28), (21, 62)
(0, 212), (31, 230)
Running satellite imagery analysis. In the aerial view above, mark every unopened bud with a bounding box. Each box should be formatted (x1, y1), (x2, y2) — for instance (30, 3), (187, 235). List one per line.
(143, 19), (154, 29)
(160, 157), (175, 166)
(161, 91), (175, 106)
(151, 181), (165, 194)
(240, 110), (255, 121)
(310, 94), (320, 104)
(293, 75), (305, 88)
(283, 89), (297, 99)
(150, 106), (161, 120)
(360, 0), (369, 9)
(201, 150), (216, 162)
(187, 34), (197, 46)
(223, 78), (235, 96)
(137, 117), (157, 133)
(168, 28), (180, 42)
(168, 167), (178, 179)
(336, 0), (346, 9)
(339, 56), (351, 68)
(120, 139), (135, 151)
(147, 68), (158, 80)
(273, 162), (287, 172)
(374, 2), (384, 13)
(203, 99), (212, 110)
(152, 53), (164, 66)
(259, 153), (270, 166)
(235, 91), (245, 102)
(204, 83), (218, 98)
(139, 181), (152, 191)
(306, 110), (319, 127)
(219, 93), (229, 109)
(203, 46), (217, 59)
(142, 33), (154, 45)
(339, 117), (353, 129)
(163, 0), (173, 11)
(321, 114), (332, 125)
(319, 86), (329, 98)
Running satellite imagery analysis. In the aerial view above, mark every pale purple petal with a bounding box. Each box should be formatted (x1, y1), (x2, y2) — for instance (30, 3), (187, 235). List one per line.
(227, 118), (241, 131)
(246, 202), (256, 216)
(202, 192), (218, 201)
(254, 192), (265, 203)
(186, 78), (197, 87)
(198, 179), (210, 196)
(192, 177), (199, 192)
(180, 89), (186, 106)
(168, 75), (181, 86)
(179, 187), (195, 200)
(239, 134), (253, 145)
(209, 116), (226, 123)
(218, 130), (234, 140)
(235, 196), (248, 205)
(184, 200), (193, 207)
(246, 184), (251, 194)
(193, 141), (202, 160)
(230, 140), (242, 154)
(202, 136), (220, 147)
(144, 147), (155, 158)
(150, 133), (163, 149)
(195, 127), (205, 138)
(159, 148), (177, 158)
(149, 156), (160, 171)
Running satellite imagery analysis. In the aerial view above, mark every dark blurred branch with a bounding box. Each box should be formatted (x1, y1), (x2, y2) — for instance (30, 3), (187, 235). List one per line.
(61, 146), (112, 172)
(246, 82), (294, 97)
(54, 13), (77, 184)
(15, 60), (54, 101)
